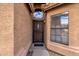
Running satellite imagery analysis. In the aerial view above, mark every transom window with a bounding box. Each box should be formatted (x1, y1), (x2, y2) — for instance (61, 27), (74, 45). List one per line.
(50, 12), (69, 45)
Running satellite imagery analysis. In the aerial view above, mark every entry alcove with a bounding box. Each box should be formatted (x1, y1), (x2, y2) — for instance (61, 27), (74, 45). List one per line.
(32, 9), (45, 45)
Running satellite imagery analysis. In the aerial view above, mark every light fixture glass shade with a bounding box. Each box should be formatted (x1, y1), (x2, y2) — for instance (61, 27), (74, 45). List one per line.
(33, 11), (44, 20)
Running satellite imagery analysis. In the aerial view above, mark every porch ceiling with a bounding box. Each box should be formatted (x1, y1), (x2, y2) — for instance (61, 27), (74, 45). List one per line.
(29, 3), (63, 12)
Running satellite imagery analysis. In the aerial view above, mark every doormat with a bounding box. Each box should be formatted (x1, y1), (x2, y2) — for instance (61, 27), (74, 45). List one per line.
(34, 44), (43, 46)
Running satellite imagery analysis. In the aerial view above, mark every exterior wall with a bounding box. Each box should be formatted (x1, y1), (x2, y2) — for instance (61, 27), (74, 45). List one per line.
(46, 4), (79, 55)
(14, 4), (32, 56)
(0, 4), (14, 56)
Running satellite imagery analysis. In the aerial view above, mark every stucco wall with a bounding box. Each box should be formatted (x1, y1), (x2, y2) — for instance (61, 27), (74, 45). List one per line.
(46, 4), (79, 55)
(0, 4), (14, 56)
(14, 4), (32, 56)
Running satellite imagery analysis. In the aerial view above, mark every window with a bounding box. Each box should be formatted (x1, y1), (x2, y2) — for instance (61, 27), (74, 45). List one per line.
(50, 12), (69, 45)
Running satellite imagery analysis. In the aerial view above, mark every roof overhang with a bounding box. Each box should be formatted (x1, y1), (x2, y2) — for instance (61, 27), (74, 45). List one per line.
(41, 3), (64, 12)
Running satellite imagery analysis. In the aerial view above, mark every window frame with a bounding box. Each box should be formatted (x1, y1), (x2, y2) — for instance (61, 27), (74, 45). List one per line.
(50, 12), (69, 45)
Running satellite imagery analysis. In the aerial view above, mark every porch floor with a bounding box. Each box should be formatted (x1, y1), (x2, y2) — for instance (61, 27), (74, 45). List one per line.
(27, 43), (62, 56)
(32, 46), (49, 56)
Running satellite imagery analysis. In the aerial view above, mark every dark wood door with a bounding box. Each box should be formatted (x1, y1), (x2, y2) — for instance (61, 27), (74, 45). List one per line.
(33, 21), (44, 43)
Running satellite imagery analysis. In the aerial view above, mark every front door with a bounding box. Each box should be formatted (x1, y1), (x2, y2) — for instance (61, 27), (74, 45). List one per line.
(33, 21), (44, 43)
